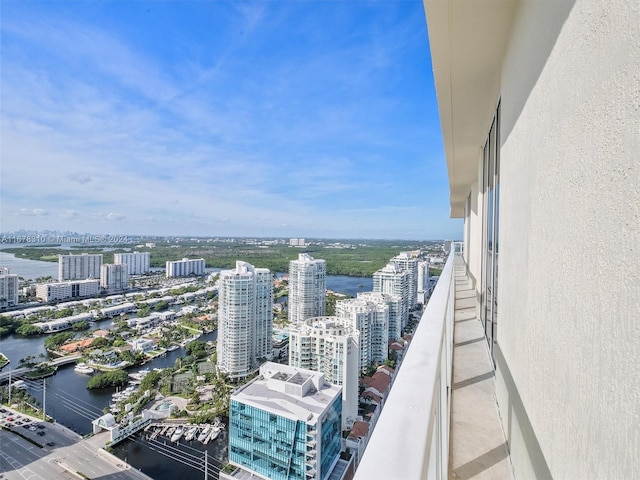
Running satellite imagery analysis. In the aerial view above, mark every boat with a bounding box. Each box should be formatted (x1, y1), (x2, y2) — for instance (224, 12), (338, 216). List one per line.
(197, 425), (211, 442)
(167, 345), (179, 351)
(166, 426), (176, 438)
(184, 426), (197, 441)
(170, 426), (184, 442)
(12, 380), (27, 390)
(209, 425), (221, 441)
(74, 363), (94, 374)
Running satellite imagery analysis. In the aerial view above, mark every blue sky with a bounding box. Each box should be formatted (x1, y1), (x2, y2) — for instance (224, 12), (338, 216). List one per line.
(0, 0), (461, 240)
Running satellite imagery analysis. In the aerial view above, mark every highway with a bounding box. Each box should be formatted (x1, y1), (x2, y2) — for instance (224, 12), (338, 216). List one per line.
(0, 408), (152, 480)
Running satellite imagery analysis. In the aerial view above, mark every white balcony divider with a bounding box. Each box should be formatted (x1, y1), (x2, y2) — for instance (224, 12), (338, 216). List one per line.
(354, 245), (459, 480)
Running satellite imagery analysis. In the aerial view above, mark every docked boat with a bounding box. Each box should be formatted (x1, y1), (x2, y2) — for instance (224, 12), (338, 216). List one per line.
(197, 425), (211, 442)
(184, 426), (197, 441)
(167, 345), (179, 351)
(12, 380), (27, 390)
(209, 425), (221, 441)
(170, 426), (184, 442)
(74, 363), (94, 374)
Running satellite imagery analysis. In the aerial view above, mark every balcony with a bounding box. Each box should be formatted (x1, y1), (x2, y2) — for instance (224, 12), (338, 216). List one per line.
(354, 244), (513, 479)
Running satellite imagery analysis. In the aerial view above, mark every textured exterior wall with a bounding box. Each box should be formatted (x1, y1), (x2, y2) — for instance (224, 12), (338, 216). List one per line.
(498, 1), (640, 478)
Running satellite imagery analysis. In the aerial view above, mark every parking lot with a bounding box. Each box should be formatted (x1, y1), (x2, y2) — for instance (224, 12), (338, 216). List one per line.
(0, 408), (54, 444)
(0, 407), (151, 480)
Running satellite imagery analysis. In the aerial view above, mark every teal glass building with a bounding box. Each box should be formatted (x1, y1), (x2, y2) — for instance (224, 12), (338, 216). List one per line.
(227, 362), (343, 480)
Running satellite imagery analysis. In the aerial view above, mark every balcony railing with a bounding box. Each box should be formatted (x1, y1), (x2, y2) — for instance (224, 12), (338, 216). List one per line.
(354, 244), (461, 480)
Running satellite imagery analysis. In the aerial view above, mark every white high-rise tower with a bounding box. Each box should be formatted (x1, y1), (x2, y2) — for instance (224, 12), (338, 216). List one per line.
(114, 252), (150, 275)
(390, 252), (419, 310)
(288, 316), (359, 429)
(373, 263), (409, 331)
(217, 261), (273, 380)
(288, 253), (326, 323)
(336, 297), (389, 371)
(58, 253), (103, 281)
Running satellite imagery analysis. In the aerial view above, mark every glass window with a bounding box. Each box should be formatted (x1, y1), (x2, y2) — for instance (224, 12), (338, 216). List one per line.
(481, 102), (500, 363)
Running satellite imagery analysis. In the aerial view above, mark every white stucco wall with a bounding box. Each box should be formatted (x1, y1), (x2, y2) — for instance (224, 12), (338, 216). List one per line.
(498, 1), (640, 478)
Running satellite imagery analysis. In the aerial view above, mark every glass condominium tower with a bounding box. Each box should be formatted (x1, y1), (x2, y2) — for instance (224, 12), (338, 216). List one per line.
(226, 362), (342, 480)
(217, 261), (273, 380)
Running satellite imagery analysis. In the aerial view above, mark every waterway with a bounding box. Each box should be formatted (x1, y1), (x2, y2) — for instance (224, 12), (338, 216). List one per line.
(0, 252), (373, 296)
(0, 255), (372, 478)
(1, 329), (223, 479)
(0, 252), (58, 280)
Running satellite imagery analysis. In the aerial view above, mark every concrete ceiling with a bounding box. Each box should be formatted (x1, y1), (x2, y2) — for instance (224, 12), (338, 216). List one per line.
(424, 0), (518, 217)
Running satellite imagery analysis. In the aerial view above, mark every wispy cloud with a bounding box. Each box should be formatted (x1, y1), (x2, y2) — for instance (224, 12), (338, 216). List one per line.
(16, 208), (50, 216)
(0, 1), (459, 239)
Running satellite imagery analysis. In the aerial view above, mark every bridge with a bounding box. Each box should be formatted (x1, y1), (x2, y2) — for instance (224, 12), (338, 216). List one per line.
(0, 355), (82, 383)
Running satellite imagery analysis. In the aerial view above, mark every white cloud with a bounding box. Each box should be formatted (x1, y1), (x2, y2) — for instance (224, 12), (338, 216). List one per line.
(106, 212), (126, 221)
(16, 208), (49, 216)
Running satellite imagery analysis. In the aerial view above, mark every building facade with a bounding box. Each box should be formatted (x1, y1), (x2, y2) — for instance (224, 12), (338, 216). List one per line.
(217, 261), (273, 380)
(113, 252), (150, 275)
(416, 259), (431, 305)
(372, 263), (409, 331)
(389, 252), (419, 310)
(100, 264), (129, 292)
(288, 253), (327, 323)
(58, 253), (102, 281)
(0, 268), (19, 309)
(358, 2), (640, 478)
(165, 258), (205, 278)
(36, 279), (100, 302)
(355, 291), (402, 342)
(227, 362), (342, 480)
(288, 317), (360, 429)
(335, 296), (388, 372)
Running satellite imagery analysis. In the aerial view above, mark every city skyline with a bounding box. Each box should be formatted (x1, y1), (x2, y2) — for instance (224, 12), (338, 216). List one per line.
(0, 1), (461, 240)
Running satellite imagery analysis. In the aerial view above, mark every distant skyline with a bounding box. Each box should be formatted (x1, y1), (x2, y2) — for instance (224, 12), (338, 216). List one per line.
(0, 1), (461, 240)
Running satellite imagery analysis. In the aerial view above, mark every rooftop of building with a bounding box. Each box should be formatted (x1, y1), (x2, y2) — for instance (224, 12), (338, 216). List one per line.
(289, 316), (356, 335)
(232, 362), (341, 424)
(348, 420), (370, 441)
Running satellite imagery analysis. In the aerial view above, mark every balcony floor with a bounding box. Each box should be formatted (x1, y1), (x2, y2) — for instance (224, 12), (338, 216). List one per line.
(449, 257), (513, 479)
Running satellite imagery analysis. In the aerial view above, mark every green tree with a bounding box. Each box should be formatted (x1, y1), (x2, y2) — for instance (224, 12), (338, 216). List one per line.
(44, 332), (74, 350)
(86, 370), (129, 389)
(71, 320), (90, 331)
(15, 323), (42, 336)
(185, 340), (207, 359)
(91, 337), (111, 348)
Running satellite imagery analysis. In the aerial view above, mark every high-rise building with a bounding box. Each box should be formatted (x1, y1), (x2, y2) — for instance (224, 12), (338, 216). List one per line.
(113, 252), (150, 275)
(100, 264), (129, 292)
(389, 252), (419, 310)
(372, 263), (409, 331)
(165, 258), (205, 278)
(356, 291), (403, 342)
(416, 260), (431, 305)
(289, 317), (360, 429)
(356, 2), (640, 479)
(58, 253), (102, 281)
(336, 296), (388, 372)
(289, 238), (306, 247)
(0, 268), (19, 309)
(217, 261), (273, 380)
(288, 253), (326, 323)
(225, 362), (342, 480)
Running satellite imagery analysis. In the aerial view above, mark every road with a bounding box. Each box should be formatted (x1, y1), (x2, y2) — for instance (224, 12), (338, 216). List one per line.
(0, 408), (152, 480)
(0, 356), (83, 383)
